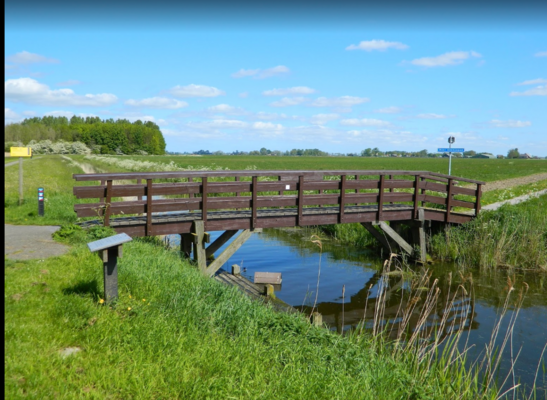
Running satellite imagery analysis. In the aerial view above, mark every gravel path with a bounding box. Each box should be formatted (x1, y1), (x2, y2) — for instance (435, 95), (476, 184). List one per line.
(5, 224), (69, 260)
(480, 173), (547, 192)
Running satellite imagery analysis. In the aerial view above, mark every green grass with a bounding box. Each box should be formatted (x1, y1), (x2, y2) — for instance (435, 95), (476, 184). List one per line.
(5, 229), (499, 399)
(78, 154), (547, 183)
(4, 155), (96, 226)
(430, 194), (547, 270)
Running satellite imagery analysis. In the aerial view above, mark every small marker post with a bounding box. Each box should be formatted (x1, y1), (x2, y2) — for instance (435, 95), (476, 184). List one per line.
(38, 187), (44, 216)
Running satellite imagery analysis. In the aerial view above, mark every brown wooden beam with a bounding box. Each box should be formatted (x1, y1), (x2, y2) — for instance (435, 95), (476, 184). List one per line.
(205, 230), (239, 258)
(204, 229), (253, 277)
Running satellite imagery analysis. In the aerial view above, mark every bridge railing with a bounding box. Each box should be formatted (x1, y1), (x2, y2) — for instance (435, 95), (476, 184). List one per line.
(73, 170), (484, 229)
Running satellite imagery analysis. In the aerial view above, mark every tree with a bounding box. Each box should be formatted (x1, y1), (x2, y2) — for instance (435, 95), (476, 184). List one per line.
(507, 148), (520, 159)
(463, 150), (476, 158)
(361, 148), (372, 157)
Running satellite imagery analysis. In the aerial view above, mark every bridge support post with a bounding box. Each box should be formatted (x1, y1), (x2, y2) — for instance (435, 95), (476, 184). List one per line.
(192, 221), (207, 273)
(180, 233), (193, 259)
(412, 209), (427, 264)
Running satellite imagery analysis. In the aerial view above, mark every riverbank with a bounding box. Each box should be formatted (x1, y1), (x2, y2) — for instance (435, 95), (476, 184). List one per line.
(5, 226), (501, 399)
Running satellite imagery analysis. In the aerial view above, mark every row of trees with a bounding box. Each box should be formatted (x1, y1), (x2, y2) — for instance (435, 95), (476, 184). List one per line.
(5, 116), (166, 155)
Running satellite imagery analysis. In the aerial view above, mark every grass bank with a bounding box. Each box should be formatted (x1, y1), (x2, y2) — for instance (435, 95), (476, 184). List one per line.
(430, 194), (547, 271)
(5, 227), (501, 399)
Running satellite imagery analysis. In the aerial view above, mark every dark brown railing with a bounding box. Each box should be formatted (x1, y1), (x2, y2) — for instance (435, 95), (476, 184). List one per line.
(74, 170), (484, 235)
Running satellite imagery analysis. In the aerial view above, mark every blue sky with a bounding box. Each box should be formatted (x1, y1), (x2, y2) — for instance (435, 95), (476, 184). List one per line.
(5, 1), (547, 155)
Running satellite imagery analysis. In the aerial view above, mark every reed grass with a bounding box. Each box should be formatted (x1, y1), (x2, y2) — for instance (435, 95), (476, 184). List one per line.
(429, 195), (547, 270)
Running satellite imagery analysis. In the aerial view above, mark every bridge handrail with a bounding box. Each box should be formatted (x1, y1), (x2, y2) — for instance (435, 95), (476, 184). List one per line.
(73, 170), (484, 229)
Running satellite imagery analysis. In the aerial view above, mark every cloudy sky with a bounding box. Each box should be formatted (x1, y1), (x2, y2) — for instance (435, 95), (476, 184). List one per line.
(5, 0), (547, 155)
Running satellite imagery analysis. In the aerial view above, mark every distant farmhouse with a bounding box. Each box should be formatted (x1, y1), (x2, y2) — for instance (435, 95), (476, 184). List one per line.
(472, 153), (496, 159)
(519, 153), (532, 159)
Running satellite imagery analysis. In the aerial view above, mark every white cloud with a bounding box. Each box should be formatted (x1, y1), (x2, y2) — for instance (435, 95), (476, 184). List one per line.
(510, 85), (547, 97)
(344, 129), (428, 146)
(232, 65), (290, 79)
(5, 77), (118, 107)
(409, 51), (482, 67)
(517, 78), (547, 86)
(263, 86), (316, 96)
(125, 97), (188, 109)
(239, 92), (249, 98)
(5, 108), (22, 124)
(269, 97), (309, 107)
(44, 110), (77, 118)
(534, 51), (547, 57)
(346, 40), (408, 51)
(340, 118), (391, 127)
(310, 113), (340, 125)
(207, 104), (248, 115)
(491, 119), (532, 128)
(168, 84), (225, 98)
(188, 119), (248, 129)
(310, 96), (369, 107)
(416, 113), (451, 119)
(253, 112), (290, 120)
(375, 106), (402, 114)
(56, 80), (81, 86)
(7, 51), (59, 64)
(252, 122), (284, 131)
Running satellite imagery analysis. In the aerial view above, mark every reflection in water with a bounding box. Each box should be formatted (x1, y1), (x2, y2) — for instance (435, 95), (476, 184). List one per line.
(167, 227), (547, 396)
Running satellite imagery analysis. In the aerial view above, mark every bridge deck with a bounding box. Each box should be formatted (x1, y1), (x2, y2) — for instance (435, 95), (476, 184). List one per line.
(77, 204), (472, 236)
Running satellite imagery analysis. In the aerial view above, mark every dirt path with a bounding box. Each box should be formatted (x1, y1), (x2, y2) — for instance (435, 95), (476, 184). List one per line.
(480, 173), (547, 192)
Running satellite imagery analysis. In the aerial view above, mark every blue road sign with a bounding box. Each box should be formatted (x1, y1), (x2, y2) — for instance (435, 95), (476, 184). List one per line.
(438, 148), (465, 152)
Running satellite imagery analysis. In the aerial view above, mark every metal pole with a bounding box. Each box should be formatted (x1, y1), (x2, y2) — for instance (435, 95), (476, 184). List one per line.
(448, 142), (452, 176)
(19, 157), (23, 205)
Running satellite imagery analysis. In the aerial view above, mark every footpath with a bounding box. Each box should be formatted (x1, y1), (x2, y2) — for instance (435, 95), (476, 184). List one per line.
(4, 225), (69, 260)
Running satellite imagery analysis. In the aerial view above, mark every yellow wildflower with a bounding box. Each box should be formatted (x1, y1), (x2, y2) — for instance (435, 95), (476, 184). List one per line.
(142, 299), (146, 302)
(99, 299), (105, 304)
(127, 307), (131, 311)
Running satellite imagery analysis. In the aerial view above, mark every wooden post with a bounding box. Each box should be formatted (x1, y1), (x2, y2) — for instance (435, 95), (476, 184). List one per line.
(446, 178), (453, 223)
(252, 176), (257, 229)
(235, 176), (241, 197)
(475, 183), (482, 216)
(264, 284), (275, 298)
(377, 175), (385, 221)
(146, 179), (153, 236)
(104, 180), (113, 227)
(413, 175), (420, 219)
(137, 179), (142, 202)
(412, 208), (427, 263)
(298, 175), (304, 226)
(311, 312), (323, 327)
(100, 179), (106, 205)
(231, 264), (241, 275)
(339, 174), (346, 223)
(18, 157), (23, 205)
(202, 177), (208, 225)
(180, 233), (193, 258)
(389, 174), (394, 205)
(102, 246), (119, 302)
(204, 229), (253, 277)
(192, 220), (207, 273)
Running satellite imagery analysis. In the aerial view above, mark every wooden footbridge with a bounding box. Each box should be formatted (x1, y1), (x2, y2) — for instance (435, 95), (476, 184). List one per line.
(74, 170), (484, 277)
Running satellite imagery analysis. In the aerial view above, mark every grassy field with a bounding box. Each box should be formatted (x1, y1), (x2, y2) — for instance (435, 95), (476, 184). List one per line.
(5, 227), (501, 399)
(84, 154), (547, 182)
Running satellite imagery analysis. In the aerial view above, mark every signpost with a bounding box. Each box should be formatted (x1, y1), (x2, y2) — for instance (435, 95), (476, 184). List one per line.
(10, 147), (33, 205)
(437, 137), (464, 176)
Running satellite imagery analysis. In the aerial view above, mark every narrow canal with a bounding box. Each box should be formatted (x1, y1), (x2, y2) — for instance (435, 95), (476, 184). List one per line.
(168, 228), (546, 397)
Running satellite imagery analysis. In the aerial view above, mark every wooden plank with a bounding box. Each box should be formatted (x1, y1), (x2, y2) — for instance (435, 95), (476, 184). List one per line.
(205, 229), (253, 277)
(254, 272), (282, 284)
(137, 179), (142, 202)
(377, 221), (413, 255)
(188, 177), (194, 198)
(205, 230), (239, 258)
(361, 222), (391, 251)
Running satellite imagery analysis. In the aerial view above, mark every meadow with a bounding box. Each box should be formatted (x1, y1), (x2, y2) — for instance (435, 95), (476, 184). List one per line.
(5, 155), (545, 398)
(74, 154), (547, 183)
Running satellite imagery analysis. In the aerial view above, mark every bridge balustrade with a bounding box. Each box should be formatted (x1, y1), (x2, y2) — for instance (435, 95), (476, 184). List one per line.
(73, 170), (484, 237)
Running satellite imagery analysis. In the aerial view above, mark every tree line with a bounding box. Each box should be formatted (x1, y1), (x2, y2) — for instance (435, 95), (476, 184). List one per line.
(4, 116), (166, 155)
